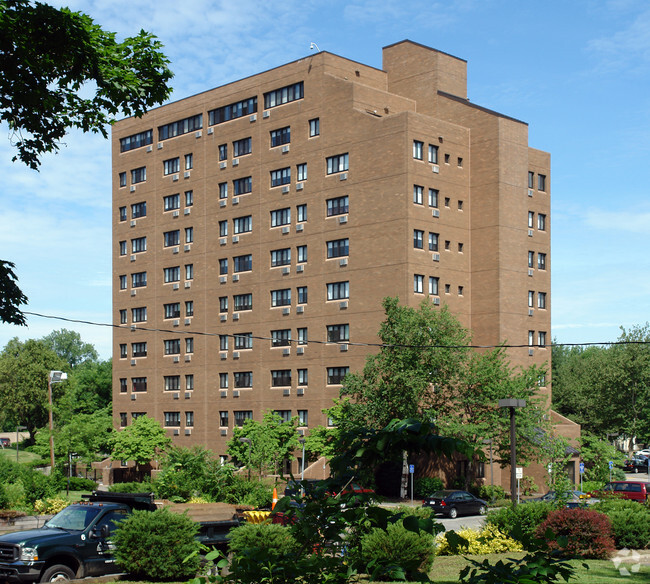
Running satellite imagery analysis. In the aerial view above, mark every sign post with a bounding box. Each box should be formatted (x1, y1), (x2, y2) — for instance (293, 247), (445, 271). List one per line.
(608, 460), (613, 482)
(579, 461), (585, 492)
(515, 467), (523, 504)
(409, 464), (415, 504)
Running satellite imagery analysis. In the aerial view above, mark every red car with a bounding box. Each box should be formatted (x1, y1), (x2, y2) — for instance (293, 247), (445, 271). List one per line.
(0, 437), (10, 447)
(591, 481), (650, 503)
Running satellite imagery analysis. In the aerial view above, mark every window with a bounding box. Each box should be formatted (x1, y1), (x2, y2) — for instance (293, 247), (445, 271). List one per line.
(298, 369), (308, 386)
(185, 153), (193, 170)
(209, 97), (257, 125)
(219, 143), (228, 161)
(131, 202), (146, 218)
(219, 335), (228, 351)
(429, 277), (439, 296)
(164, 230), (180, 247)
(445, 284), (450, 294)
(414, 274), (424, 293)
(164, 412), (181, 427)
(132, 377), (147, 392)
(219, 258), (228, 275)
(275, 410), (292, 423)
(428, 189), (439, 208)
(164, 375), (181, 391)
(119, 172), (126, 187)
(537, 214), (546, 231)
(537, 253), (546, 270)
(458, 242), (464, 253)
(538, 331), (547, 347)
(219, 182), (228, 199)
(185, 338), (194, 353)
(234, 410), (253, 426)
(132, 342), (147, 358)
(444, 240), (450, 251)
(219, 220), (228, 236)
(119, 378), (127, 393)
(270, 126), (290, 147)
(119, 412), (127, 427)
(163, 157), (180, 175)
(234, 332), (253, 349)
(120, 344), (127, 358)
(129, 237), (145, 255)
(119, 206), (127, 221)
(271, 329), (291, 347)
(309, 118), (320, 137)
(538, 292), (547, 309)
(428, 144), (439, 164)
(234, 372), (252, 388)
(298, 410), (308, 426)
(528, 171), (535, 189)
(132, 307), (147, 322)
(158, 114), (202, 140)
(297, 204), (307, 222)
(272, 370), (291, 387)
(270, 208), (291, 227)
(413, 230), (423, 249)
(458, 157), (463, 167)
(264, 81), (303, 109)
(219, 296), (228, 313)
(538, 174), (546, 191)
(458, 200), (463, 210)
(185, 190), (193, 206)
(326, 153), (348, 174)
(297, 286), (308, 304)
(164, 194), (180, 211)
(271, 167), (291, 187)
(528, 291), (534, 308)
(445, 153), (450, 164)
(271, 248), (291, 267)
(429, 232), (439, 252)
(297, 163), (307, 181)
(528, 251), (535, 268)
(119, 241), (127, 256)
(131, 166), (146, 184)
(164, 339), (180, 355)
(458, 285), (464, 296)
(327, 238), (349, 258)
(271, 288), (291, 307)
(413, 185), (423, 205)
(233, 176), (252, 195)
(119, 275), (127, 290)
(327, 281), (349, 300)
(233, 254), (252, 272)
(164, 302), (181, 319)
(164, 266), (180, 282)
(528, 211), (535, 228)
(185, 301), (194, 317)
(234, 293), (253, 311)
(327, 367), (349, 385)
(120, 129), (153, 152)
(444, 197), (450, 207)
(327, 196), (348, 216)
(185, 264), (193, 280)
(413, 140), (423, 160)
(327, 324), (349, 342)
(528, 330), (535, 346)
(219, 373), (228, 389)
(185, 411), (194, 427)
(184, 227), (193, 244)
(297, 327), (308, 345)
(233, 216), (252, 234)
(219, 411), (229, 427)
(119, 309), (127, 324)
(297, 245), (307, 263)
(231, 137), (251, 157)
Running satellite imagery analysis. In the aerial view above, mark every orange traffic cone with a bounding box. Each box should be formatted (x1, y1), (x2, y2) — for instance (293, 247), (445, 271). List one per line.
(272, 487), (279, 510)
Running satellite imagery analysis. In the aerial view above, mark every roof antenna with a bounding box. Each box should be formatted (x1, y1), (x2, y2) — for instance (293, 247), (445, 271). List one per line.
(310, 42), (320, 52)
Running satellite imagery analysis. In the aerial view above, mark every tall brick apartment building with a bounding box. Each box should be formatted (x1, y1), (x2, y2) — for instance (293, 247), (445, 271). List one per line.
(112, 40), (578, 485)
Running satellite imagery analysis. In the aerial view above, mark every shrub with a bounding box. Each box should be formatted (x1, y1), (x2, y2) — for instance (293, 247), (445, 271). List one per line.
(486, 501), (553, 544)
(0, 484), (9, 509)
(593, 499), (650, 549)
(414, 476), (444, 498)
(221, 476), (272, 507)
(33, 497), (69, 515)
(436, 524), (524, 556)
(2, 482), (26, 509)
(360, 521), (435, 581)
(66, 477), (97, 491)
(519, 476), (538, 496)
(228, 522), (297, 558)
(112, 507), (200, 580)
(535, 508), (615, 559)
(581, 480), (605, 493)
(478, 484), (506, 502)
(391, 504), (436, 521)
(108, 481), (154, 493)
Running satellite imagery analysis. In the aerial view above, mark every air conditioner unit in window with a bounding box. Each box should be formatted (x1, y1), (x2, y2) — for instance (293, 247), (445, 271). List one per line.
(297, 387), (304, 396)
(184, 282), (191, 289)
(296, 306), (304, 313)
(184, 208), (190, 215)
(173, 429), (179, 436)
(172, 283), (179, 290)
(296, 224), (304, 232)
(282, 307), (290, 315)
(232, 274), (239, 282)
(173, 319), (179, 327)
(232, 312), (239, 320)
(528, 229), (534, 237)
(130, 255), (136, 262)
(173, 392), (179, 400)
(220, 351), (227, 359)
(263, 111), (270, 118)
(339, 301), (348, 309)
(339, 173), (348, 181)
(281, 186), (290, 194)
(339, 216), (348, 224)
(528, 308), (534, 316)
(130, 290), (136, 296)
(130, 185), (136, 192)
(232, 197), (239, 205)
(131, 359), (136, 366)
(339, 258), (348, 267)
(432, 253), (440, 262)
(296, 183), (304, 190)
(184, 355), (191, 362)
(220, 428), (228, 435)
(172, 174), (179, 181)
(249, 114), (257, 122)
(185, 391), (191, 399)
(220, 315), (227, 322)
(282, 348), (290, 356)
(296, 265), (304, 272)
(282, 226), (290, 234)
(232, 158), (239, 166)
(232, 235), (239, 243)
(233, 351), (240, 359)
(528, 189), (534, 197)
(157, 142), (163, 149)
(233, 390), (240, 398)
(146, 145), (153, 153)
(528, 269), (534, 276)
(207, 127), (214, 135)
(130, 325), (136, 331)
(195, 130), (202, 138)
(282, 267), (290, 275)
(172, 210), (179, 218)
(219, 200), (227, 208)
(432, 209), (440, 218)
(130, 220), (136, 227)
(172, 247), (179, 254)
(184, 171), (190, 178)
(184, 244), (191, 252)
(340, 344), (349, 352)
(220, 276), (227, 284)
(433, 297), (440, 305)
(432, 165), (440, 174)
(219, 161), (227, 169)
(296, 347), (304, 354)
(131, 394), (136, 400)
(220, 390), (227, 398)
(298, 429), (305, 436)
(185, 318), (191, 325)
(173, 356), (180, 363)
(283, 389), (290, 396)
(528, 348), (534, 356)
(282, 145), (290, 153)
(220, 237), (226, 245)
(185, 428), (192, 435)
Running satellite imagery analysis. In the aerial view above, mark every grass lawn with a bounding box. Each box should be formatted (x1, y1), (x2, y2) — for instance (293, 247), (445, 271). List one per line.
(0, 448), (40, 463)
(428, 553), (649, 583)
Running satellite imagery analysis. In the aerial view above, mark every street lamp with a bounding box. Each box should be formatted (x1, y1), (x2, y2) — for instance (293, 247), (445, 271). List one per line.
(299, 438), (306, 481)
(483, 439), (494, 488)
(239, 437), (252, 480)
(498, 399), (526, 506)
(48, 371), (68, 469)
(16, 425), (26, 462)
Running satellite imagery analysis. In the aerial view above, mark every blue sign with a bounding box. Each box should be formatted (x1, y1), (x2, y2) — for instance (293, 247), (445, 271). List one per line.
(409, 464), (414, 474)
(608, 461), (614, 469)
(579, 462), (585, 474)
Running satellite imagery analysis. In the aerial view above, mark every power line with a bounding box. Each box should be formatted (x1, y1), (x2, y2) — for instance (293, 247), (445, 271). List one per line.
(22, 310), (648, 350)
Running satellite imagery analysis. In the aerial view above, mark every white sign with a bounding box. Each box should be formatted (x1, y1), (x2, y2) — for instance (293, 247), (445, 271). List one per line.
(516, 467), (523, 479)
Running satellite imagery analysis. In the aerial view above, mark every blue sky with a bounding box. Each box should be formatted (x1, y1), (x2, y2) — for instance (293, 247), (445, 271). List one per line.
(1, 0), (649, 359)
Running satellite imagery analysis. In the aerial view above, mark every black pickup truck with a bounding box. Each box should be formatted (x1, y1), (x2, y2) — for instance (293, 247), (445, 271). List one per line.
(0, 491), (240, 583)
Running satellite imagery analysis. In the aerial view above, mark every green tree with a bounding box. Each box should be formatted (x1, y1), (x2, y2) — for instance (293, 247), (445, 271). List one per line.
(0, 338), (67, 437)
(227, 410), (300, 478)
(56, 358), (112, 420)
(578, 433), (625, 483)
(41, 329), (98, 368)
(0, 0), (173, 169)
(0, 260), (28, 325)
(110, 416), (171, 473)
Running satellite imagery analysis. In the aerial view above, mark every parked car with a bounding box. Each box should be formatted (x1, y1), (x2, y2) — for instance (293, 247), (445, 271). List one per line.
(590, 481), (650, 503)
(526, 490), (591, 508)
(634, 449), (650, 457)
(0, 437), (10, 447)
(422, 490), (487, 518)
(626, 457), (650, 474)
